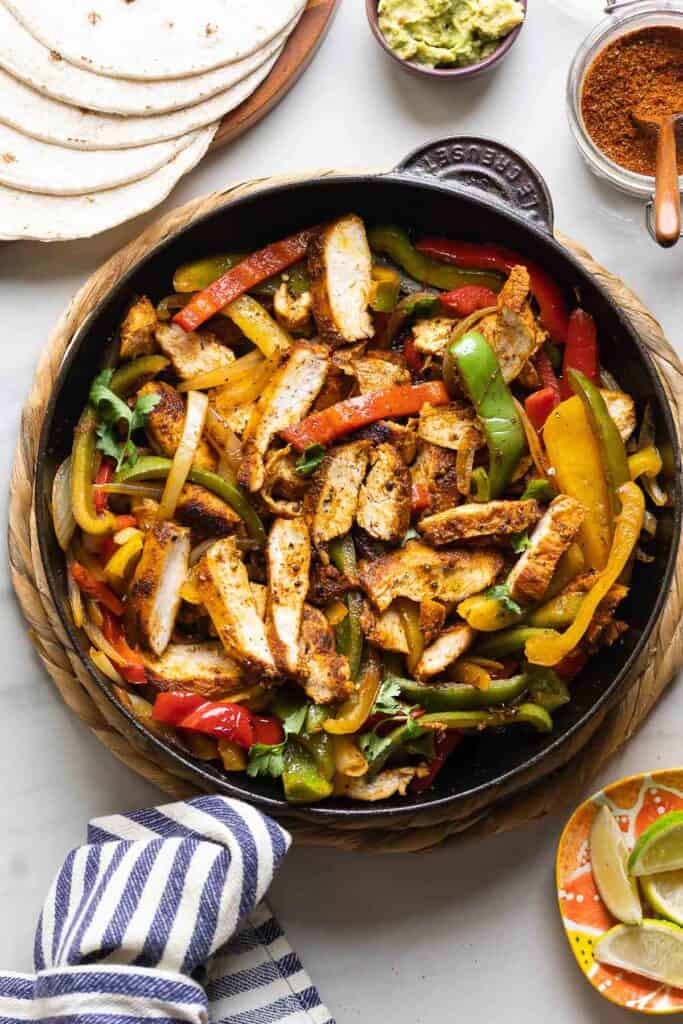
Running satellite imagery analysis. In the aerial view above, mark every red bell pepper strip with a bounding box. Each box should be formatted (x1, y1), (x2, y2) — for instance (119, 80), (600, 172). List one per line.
(525, 388), (557, 433)
(560, 309), (600, 399)
(535, 348), (561, 401)
(101, 608), (147, 684)
(439, 285), (498, 317)
(174, 227), (319, 332)
(404, 335), (423, 375)
(94, 458), (115, 514)
(411, 731), (462, 794)
(152, 692), (207, 726)
(178, 701), (255, 749)
(411, 482), (430, 513)
(252, 715), (285, 747)
(71, 561), (124, 616)
(415, 238), (570, 343)
(114, 515), (138, 531)
(281, 381), (450, 451)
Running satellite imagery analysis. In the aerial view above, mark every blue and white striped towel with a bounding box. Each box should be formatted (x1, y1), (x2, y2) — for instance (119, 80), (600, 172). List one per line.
(0, 795), (334, 1024)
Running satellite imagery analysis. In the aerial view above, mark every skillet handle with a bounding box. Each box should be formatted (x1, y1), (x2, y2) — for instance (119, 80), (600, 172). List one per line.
(394, 136), (555, 234)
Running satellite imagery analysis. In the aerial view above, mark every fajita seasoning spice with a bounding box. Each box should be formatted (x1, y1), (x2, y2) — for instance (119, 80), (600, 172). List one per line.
(581, 26), (683, 176)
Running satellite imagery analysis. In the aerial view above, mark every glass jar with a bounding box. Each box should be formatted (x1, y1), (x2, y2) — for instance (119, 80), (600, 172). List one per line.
(566, 1), (683, 239)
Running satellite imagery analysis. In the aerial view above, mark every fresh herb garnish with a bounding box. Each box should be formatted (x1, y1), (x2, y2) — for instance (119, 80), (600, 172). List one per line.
(295, 444), (326, 476)
(486, 584), (523, 617)
(90, 369), (160, 472)
(246, 742), (286, 779)
(357, 715), (423, 766)
(372, 675), (405, 716)
(510, 531), (531, 554)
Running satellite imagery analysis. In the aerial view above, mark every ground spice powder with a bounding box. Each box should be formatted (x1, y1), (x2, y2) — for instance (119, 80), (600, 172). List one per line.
(581, 27), (683, 176)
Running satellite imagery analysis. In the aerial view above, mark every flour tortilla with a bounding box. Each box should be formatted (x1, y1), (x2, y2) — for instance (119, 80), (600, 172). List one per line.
(1, 0), (306, 80)
(0, 3), (298, 115)
(0, 127), (217, 241)
(0, 122), (205, 195)
(0, 49), (281, 150)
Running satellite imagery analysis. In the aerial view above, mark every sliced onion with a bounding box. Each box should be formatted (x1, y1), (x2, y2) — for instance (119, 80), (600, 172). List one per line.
(189, 539), (215, 567)
(85, 597), (104, 628)
(452, 305), (497, 343)
(514, 397), (555, 485)
(95, 482), (163, 499)
(158, 390), (208, 521)
(52, 456), (76, 552)
(81, 616), (128, 667)
(635, 546), (656, 563)
(642, 510), (658, 537)
(66, 550), (83, 628)
(90, 646), (124, 683)
(179, 347), (267, 394)
(642, 474), (669, 508)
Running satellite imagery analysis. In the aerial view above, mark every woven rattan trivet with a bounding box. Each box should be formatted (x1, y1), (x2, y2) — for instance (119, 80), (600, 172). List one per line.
(8, 173), (683, 852)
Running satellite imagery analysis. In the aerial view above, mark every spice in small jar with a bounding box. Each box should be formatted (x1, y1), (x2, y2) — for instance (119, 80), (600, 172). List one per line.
(581, 26), (683, 176)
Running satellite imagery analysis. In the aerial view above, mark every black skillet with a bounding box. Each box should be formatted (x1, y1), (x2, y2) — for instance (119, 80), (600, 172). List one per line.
(35, 137), (682, 825)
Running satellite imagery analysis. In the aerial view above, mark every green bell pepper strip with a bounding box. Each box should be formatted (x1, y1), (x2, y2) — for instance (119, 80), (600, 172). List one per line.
(328, 535), (363, 680)
(521, 478), (555, 503)
(526, 591), (585, 629)
(419, 703), (553, 734)
(173, 254), (310, 298)
(109, 355), (170, 397)
(397, 674), (529, 712)
(364, 720), (428, 777)
(71, 407), (118, 535)
(282, 739), (333, 803)
(475, 626), (556, 660)
(470, 467), (491, 503)
(525, 665), (570, 712)
(370, 266), (401, 313)
(368, 226), (503, 293)
(569, 368), (630, 526)
(375, 291), (439, 349)
(115, 456), (266, 546)
(445, 330), (526, 498)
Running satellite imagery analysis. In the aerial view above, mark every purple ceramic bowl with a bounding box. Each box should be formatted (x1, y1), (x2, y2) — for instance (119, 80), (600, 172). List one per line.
(365, 0), (527, 79)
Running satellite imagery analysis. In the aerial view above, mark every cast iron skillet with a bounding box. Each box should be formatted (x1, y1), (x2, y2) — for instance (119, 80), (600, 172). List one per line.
(36, 137), (682, 824)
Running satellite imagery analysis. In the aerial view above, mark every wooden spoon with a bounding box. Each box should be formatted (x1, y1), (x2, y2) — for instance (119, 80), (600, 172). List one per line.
(630, 108), (683, 248)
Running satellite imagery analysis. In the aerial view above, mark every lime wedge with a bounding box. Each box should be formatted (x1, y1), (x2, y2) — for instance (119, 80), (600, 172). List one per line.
(641, 870), (683, 927)
(628, 811), (683, 877)
(590, 805), (642, 924)
(594, 920), (683, 987)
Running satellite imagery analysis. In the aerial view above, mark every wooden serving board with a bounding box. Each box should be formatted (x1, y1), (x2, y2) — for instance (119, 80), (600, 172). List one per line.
(210, 0), (339, 151)
(8, 173), (683, 854)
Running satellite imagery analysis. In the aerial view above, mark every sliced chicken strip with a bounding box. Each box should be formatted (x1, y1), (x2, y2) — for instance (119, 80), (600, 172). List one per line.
(415, 623), (476, 680)
(143, 642), (245, 700)
(507, 495), (585, 604)
(298, 605), (354, 704)
(602, 390), (636, 442)
(305, 440), (370, 549)
(419, 499), (541, 546)
(120, 296), (157, 359)
(155, 322), (234, 381)
(356, 443), (411, 543)
(418, 402), (483, 452)
(138, 380), (217, 471)
(128, 521), (190, 656)
(309, 213), (374, 347)
(266, 517), (311, 676)
(175, 483), (241, 543)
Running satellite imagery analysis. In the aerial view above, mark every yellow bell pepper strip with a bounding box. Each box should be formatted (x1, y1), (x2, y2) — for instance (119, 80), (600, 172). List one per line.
(370, 266), (401, 313)
(449, 660), (491, 690)
(104, 533), (143, 589)
(328, 535), (363, 680)
(629, 446), (663, 481)
(222, 293), (292, 359)
(397, 674), (528, 711)
(71, 408), (118, 535)
(114, 455), (266, 546)
(475, 627), (556, 660)
(569, 368), (630, 526)
(543, 395), (611, 570)
(458, 587), (524, 632)
(109, 355), (170, 397)
(331, 735), (368, 777)
(368, 226), (503, 293)
(525, 481), (644, 666)
(324, 647), (383, 735)
(396, 597), (424, 673)
(419, 703), (553, 735)
(444, 331), (526, 498)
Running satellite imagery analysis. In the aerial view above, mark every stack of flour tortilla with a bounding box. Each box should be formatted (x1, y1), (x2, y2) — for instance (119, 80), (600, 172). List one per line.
(0, 0), (306, 241)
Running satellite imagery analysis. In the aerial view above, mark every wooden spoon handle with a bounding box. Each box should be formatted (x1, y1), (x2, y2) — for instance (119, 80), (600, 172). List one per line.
(654, 117), (681, 248)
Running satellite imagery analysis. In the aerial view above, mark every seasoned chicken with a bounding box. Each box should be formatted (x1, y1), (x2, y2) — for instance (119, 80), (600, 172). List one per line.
(356, 443), (411, 543)
(249, 581), (268, 621)
(273, 282), (313, 335)
(195, 536), (275, 677)
(335, 767), (417, 801)
(308, 214), (374, 347)
(238, 342), (329, 492)
(359, 540), (504, 612)
(334, 351), (410, 394)
(558, 572), (629, 652)
(477, 266), (546, 382)
(418, 499), (542, 546)
(415, 623), (476, 680)
(305, 440), (370, 549)
(411, 441), (460, 514)
(298, 605), (353, 704)
(418, 402), (483, 451)
(353, 419), (418, 464)
(261, 446), (309, 519)
(128, 522), (190, 656)
(138, 381), (217, 471)
(266, 517), (311, 676)
(143, 642), (245, 700)
(507, 495), (585, 603)
(175, 484), (241, 543)
(361, 600), (410, 654)
(155, 322), (234, 381)
(420, 598), (447, 645)
(120, 296), (157, 360)
(412, 316), (455, 356)
(207, 398), (255, 441)
(603, 390), (636, 442)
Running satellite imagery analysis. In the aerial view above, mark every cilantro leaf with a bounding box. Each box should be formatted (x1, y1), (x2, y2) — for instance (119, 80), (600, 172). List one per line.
(246, 742), (285, 779)
(486, 584), (523, 617)
(372, 675), (405, 716)
(281, 703), (308, 738)
(295, 444), (326, 477)
(357, 715), (424, 772)
(510, 531), (531, 554)
(89, 369), (160, 472)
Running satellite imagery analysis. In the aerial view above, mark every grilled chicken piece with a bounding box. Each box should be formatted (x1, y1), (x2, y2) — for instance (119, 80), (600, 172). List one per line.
(130, 497), (161, 530)
(138, 381), (217, 471)
(415, 623), (476, 680)
(360, 598), (445, 653)
(273, 282), (313, 335)
(352, 419), (418, 464)
(333, 349), (410, 393)
(477, 266), (546, 382)
(207, 398), (255, 442)
(558, 572), (629, 653)
(419, 499), (541, 546)
(195, 537), (275, 676)
(359, 540), (504, 612)
(356, 443), (411, 543)
(155, 322), (234, 381)
(412, 316), (455, 356)
(420, 598), (447, 645)
(142, 642), (245, 700)
(308, 562), (355, 606)
(308, 214), (374, 347)
(249, 581), (268, 621)
(238, 342), (329, 492)
(336, 767), (417, 801)
(175, 484), (241, 543)
(266, 517), (311, 676)
(411, 441), (460, 514)
(261, 446), (309, 519)
(507, 495), (585, 603)
(119, 296), (157, 359)
(128, 522), (190, 656)
(602, 390), (636, 442)
(305, 440), (370, 549)
(418, 402), (483, 451)
(298, 605), (353, 704)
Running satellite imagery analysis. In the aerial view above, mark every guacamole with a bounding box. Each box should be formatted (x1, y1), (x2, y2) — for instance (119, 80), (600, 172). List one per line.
(377, 0), (525, 68)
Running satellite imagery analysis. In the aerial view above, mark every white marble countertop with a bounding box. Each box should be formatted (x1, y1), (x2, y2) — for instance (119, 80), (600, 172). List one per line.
(0, 2), (681, 1020)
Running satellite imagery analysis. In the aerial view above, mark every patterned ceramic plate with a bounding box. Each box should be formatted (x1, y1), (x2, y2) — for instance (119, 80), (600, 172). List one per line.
(557, 769), (683, 1014)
